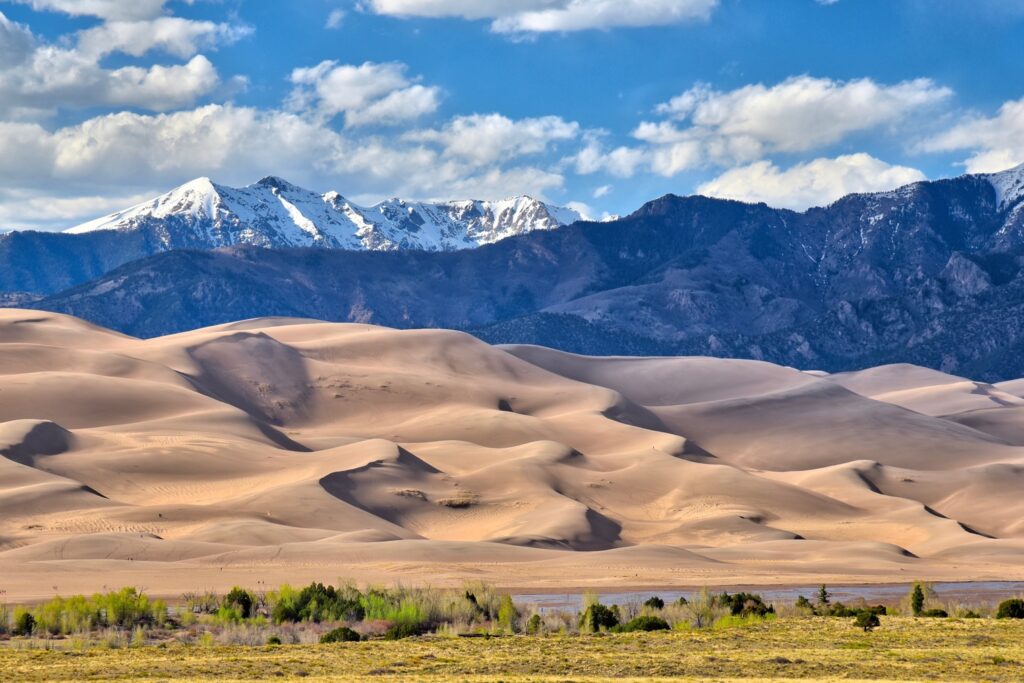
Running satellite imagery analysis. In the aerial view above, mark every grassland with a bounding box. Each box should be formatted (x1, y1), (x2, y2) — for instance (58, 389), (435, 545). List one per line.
(2, 616), (1023, 682)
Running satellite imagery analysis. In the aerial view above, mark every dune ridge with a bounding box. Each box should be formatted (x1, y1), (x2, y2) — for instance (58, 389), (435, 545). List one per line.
(1, 310), (1023, 601)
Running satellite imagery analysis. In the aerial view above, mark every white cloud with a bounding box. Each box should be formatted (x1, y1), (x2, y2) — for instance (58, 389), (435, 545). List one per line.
(922, 97), (1024, 173)
(326, 9), (346, 28)
(77, 17), (252, 59)
(697, 153), (926, 210)
(654, 76), (951, 158)
(363, 0), (719, 33)
(408, 113), (579, 165)
(289, 60), (441, 127)
(10, 0), (166, 20)
(593, 184), (612, 198)
(575, 76), (952, 179)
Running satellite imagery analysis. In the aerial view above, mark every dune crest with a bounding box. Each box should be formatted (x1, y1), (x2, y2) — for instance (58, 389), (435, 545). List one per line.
(1, 309), (1023, 599)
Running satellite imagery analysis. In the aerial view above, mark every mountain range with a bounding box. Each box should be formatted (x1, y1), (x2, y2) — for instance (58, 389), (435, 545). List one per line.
(8, 164), (1024, 380)
(0, 176), (581, 294)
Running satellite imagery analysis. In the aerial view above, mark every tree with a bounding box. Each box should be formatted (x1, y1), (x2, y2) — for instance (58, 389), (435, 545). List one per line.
(13, 610), (35, 636)
(579, 603), (619, 633)
(497, 594), (519, 633)
(855, 611), (880, 632)
(224, 587), (255, 619)
(910, 583), (925, 616)
(643, 596), (665, 610)
(817, 585), (831, 608)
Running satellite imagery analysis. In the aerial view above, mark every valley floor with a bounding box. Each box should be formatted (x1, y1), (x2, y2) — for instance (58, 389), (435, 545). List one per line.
(3, 617), (1023, 682)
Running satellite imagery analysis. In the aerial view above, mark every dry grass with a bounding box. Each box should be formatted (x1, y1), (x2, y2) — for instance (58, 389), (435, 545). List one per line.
(1, 616), (1023, 681)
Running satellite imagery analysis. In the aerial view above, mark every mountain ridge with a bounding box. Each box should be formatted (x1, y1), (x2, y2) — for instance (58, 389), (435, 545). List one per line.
(17, 162), (1024, 380)
(0, 176), (582, 294)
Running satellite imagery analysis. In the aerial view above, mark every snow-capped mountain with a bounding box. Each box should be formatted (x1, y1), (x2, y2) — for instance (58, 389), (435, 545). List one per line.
(67, 176), (583, 251)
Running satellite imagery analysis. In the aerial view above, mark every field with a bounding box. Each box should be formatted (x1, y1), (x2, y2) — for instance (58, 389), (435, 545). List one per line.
(3, 616), (1023, 682)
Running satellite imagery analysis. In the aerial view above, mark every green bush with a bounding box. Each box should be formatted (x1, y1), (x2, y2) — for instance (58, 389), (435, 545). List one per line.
(526, 614), (543, 634)
(579, 603), (619, 633)
(271, 583), (364, 623)
(996, 599), (1024, 619)
(383, 622), (422, 640)
(320, 626), (361, 643)
(267, 635), (282, 645)
(920, 608), (948, 618)
(910, 583), (925, 616)
(855, 611), (880, 632)
(643, 596), (665, 610)
(617, 615), (670, 632)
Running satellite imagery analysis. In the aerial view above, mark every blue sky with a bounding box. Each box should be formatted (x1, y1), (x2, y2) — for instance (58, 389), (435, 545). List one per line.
(1, 0), (1023, 230)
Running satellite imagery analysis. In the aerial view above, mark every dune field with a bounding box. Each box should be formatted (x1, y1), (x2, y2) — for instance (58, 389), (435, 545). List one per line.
(1, 309), (1023, 601)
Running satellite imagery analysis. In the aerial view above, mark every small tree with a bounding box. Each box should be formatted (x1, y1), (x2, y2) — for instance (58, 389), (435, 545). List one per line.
(910, 583), (925, 616)
(497, 595), (519, 633)
(13, 609), (35, 636)
(526, 613), (543, 634)
(579, 603), (619, 633)
(996, 598), (1024, 619)
(854, 611), (880, 632)
(816, 585), (831, 608)
(643, 596), (665, 610)
(223, 587), (255, 620)
(685, 588), (723, 629)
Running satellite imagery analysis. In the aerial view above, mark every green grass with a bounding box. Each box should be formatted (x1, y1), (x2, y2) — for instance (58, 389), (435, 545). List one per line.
(2, 616), (1023, 681)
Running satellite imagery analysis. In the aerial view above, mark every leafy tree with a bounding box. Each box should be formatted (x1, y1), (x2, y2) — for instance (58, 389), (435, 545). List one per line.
(526, 614), (543, 634)
(223, 587), (255, 619)
(855, 611), (880, 632)
(497, 595), (519, 633)
(817, 585), (831, 608)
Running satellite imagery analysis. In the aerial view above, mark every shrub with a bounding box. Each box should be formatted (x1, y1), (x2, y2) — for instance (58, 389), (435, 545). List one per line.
(618, 615), (670, 632)
(13, 610), (35, 636)
(996, 599), (1024, 619)
(526, 614), (543, 634)
(817, 585), (831, 608)
(320, 626), (361, 643)
(684, 588), (724, 629)
(267, 635), (282, 645)
(921, 608), (948, 618)
(271, 583), (364, 624)
(715, 592), (774, 618)
(643, 597), (665, 610)
(855, 611), (880, 632)
(383, 622), (422, 640)
(579, 603), (619, 633)
(795, 596), (813, 612)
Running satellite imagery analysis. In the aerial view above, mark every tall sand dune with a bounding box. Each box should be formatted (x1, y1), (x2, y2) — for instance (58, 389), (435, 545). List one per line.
(1, 310), (1023, 600)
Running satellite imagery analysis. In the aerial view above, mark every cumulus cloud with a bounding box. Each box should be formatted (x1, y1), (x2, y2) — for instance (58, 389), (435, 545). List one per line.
(407, 113), (579, 165)
(363, 0), (718, 33)
(77, 17), (252, 59)
(10, 0), (167, 20)
(575, 76), (951, 178)
(289, 61), (441, 127)
(0, 8), (248, 116)
(697, 153), (926, 210)
(922, 97), (1024, 173)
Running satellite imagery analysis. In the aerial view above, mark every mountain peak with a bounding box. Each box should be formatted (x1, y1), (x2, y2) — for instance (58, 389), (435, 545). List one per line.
(63, 177), (581, 250)
(979, 162), (1024, 210)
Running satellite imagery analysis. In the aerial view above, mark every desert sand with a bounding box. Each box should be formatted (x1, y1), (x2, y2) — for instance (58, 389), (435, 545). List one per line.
(1, 309), (1023, 601)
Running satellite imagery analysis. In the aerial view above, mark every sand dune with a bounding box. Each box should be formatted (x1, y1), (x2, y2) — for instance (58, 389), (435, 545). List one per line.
(1, 310), (1023, 600)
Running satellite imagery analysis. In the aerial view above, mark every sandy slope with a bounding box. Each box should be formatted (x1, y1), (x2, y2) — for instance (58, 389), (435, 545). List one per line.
(1, 310), (1023, 601)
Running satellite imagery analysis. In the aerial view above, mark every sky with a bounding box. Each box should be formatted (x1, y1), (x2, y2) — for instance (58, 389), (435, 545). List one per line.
(1, 0), (1023, 230)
